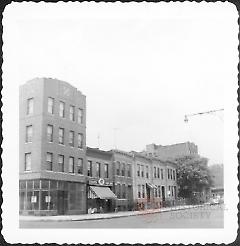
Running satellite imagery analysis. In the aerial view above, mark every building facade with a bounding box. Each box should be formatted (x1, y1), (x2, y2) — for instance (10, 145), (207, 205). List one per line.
(86, 147), (116, 213)
(111, 150), (134, 211)
(146, 142), (198, 160)
(19, 78), (178, 216)
(19, 78), (87, 215)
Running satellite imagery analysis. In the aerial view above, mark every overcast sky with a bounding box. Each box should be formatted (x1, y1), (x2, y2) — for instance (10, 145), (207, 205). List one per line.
(3, 2), (238, 165)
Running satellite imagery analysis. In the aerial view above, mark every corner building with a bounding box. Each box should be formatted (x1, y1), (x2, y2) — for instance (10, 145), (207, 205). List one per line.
(19, 78), (87, 215)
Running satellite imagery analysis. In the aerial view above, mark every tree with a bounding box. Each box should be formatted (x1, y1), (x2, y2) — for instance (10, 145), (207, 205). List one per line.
(174, 155), (213, 199)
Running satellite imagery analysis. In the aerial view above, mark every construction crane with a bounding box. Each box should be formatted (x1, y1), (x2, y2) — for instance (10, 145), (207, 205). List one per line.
(184, 109), (224, 123)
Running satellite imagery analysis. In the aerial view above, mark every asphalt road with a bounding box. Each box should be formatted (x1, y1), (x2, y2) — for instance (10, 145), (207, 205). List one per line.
(20, 205), (224, 228)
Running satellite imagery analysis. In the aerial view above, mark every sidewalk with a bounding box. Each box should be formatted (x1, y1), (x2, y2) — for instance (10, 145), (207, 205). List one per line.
(19, 204), (205, 222)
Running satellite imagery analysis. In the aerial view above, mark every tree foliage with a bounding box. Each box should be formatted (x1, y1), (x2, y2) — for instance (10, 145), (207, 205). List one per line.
(175, 155), (213, 198)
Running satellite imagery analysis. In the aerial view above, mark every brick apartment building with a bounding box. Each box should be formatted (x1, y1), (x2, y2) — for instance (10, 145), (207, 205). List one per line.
(19, 78), (178, 216)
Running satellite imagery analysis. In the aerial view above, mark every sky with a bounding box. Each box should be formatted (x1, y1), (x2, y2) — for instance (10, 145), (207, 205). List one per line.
(3, 2), (238, 165)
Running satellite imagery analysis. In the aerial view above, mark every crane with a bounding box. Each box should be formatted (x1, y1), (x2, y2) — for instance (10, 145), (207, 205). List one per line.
(184, 109), (224, 123)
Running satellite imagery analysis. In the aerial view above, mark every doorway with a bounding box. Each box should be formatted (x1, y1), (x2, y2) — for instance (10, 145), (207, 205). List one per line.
(57, 190), (68, 215)
(161, 186), (165, 202)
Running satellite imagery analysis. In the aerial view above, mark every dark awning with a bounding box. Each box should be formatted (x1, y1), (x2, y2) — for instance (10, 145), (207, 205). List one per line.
(89, 186), (117, 200)
(147, 183), (158, 189)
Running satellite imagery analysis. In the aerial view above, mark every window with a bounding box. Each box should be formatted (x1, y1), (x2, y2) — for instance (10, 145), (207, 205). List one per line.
(46, 152), (53, 171)
(69, 156), (74, 173)
(157, 167), (160, 178)
(171, 186), (174, 196)
(170, 169), (173, 180)
(27, 98), (34, 115)
(146, 166), (149, 179)
(59, 128), (64, 144)
(77, 108), (83, 124)
(104, 163), (109, 178)
(168, 186), (171, 196)
(69, 105), (75, 121)
(24, 153), (31, 171)
(121, 163), (125, 176)
(154, 167), (157, 178)
(87, 160), (92, 176)
(48, 97), (54, 114)
(167, 169), (170, 179)
(122, 184), (126, 198)
(77, 158), (83, 175)
(96, 162), (101, 178)
(161, 169), (164, 179)
(158, 186), (161, 197)
(116, 183), (121, 198)
(141, 165), (144, 177)
(173, 170), (175, 180)
(69, 131), (74, 147)
(77, 133), (83, 149)
(59, 101), (65, 118)
(47, 124), (53, 142)
(58, 155), (64, 172)
(127, 164), (131, 177)
(137, 164), (140, 177)
(138, 185), (141, 198)
(116, 161), (120, 176)
(142, 185), (145, 198)
(26, 125), (33, 143)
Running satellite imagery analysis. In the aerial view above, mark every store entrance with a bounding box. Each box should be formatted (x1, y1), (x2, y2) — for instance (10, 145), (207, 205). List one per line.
(57, 190), (68, 215)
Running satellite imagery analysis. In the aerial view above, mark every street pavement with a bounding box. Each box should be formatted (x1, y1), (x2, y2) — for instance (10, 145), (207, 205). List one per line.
(20, 204), (224, 228)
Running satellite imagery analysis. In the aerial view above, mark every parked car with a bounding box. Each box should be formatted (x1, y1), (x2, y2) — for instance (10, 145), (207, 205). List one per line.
(209, 197), (220, 205)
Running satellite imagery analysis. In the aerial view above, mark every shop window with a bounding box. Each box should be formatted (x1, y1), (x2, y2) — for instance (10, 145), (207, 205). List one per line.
(50, 180), (57, 190)
(19, 191), (25, 210)
(41, 180), (49, 189)
(41, 190), (49, 210)
(59, 101), (65, 118)
(46, 152), (53, 171)
(20, 180), (26, 190)
(34, 180), (40, 189)
(77, 158), (83, 175)
(26, 125), (33, 143)
(27, 98), (34, 115)
(48, 97), (54, 114)
(27, 180), (34, 189)
(122, 184), (126, 199)
(49, 190), (57, 210)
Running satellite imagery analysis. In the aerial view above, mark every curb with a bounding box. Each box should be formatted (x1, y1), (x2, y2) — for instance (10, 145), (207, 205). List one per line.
(20, 204), (205, 222)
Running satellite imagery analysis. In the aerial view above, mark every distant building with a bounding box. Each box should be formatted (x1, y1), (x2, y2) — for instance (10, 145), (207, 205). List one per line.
(145, 142), (198, 160)
(19, 78), (87, 215)
(209, 164), (224, 198)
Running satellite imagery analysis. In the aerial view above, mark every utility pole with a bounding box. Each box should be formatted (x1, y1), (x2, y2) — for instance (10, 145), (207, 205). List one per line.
(184, 109), (224, 123)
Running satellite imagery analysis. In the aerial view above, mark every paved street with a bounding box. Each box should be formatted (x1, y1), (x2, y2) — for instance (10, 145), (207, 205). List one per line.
(20, 205), (223, 228)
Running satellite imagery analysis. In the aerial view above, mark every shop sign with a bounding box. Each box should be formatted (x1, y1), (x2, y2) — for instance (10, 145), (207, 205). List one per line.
(31, 196), (37, 203)
(98, 178), (105, 185)
(45, 196), (51, 203)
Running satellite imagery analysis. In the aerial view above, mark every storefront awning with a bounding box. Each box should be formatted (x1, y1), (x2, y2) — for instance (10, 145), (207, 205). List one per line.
(147, 183), (158, 189)
(89, 186), (117, 200)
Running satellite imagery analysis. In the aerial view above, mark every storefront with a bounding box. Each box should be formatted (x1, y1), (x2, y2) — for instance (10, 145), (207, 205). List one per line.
(19, 179), (86, 216)
(87, 178), (117, 213)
